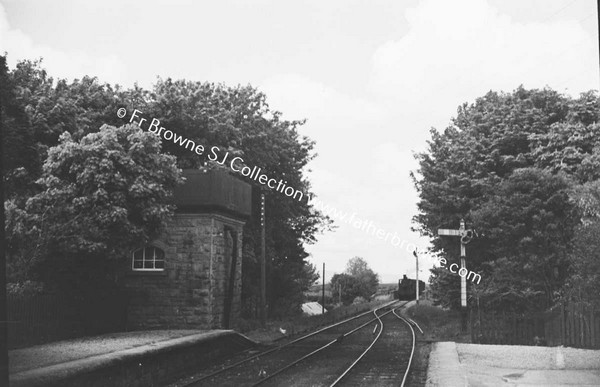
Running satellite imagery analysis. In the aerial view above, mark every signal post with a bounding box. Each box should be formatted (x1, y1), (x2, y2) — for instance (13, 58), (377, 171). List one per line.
(438, 219), (473, 332)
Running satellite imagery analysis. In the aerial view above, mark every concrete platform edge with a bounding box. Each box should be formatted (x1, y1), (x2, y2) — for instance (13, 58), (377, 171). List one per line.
(425, 341), (467, 387)
(10, 330), (257, 387)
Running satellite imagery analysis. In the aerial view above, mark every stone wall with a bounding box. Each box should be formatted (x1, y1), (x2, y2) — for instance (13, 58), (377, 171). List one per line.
(121, 213), (244, 330)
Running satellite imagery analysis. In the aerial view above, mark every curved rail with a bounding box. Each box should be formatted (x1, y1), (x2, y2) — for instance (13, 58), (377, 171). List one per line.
(328, 307), (386, 386)
(406, 316), (424, 334)
(250, 305), (398, 387)
(183, 300), (400, 386)
(393, 309), (416, 387)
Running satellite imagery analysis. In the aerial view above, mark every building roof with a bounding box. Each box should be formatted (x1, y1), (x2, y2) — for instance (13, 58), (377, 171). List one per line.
(173, 169), (252, 219)
(301, 302), (327, 315)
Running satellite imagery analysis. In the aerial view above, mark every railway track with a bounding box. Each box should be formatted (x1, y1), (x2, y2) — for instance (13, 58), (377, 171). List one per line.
(260, 305), (420, 387)
(328, 308), (415, 386)
(330, 308), (419, 386)
(176, 300), (421, 387)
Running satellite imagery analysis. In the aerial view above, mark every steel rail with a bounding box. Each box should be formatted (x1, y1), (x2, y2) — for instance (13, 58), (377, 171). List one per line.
(407, 316), (424, 334)
(250, 306), (398, 387)
(393, 309), (416, 387)
(183, 300), (400, 386)
(328, 307), (386, 386)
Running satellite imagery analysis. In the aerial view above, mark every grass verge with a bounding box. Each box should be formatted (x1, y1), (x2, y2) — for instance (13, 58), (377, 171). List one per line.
(404, 299), (471, 343)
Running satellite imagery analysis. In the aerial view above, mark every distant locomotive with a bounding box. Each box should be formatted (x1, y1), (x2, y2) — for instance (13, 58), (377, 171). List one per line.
(396, 274), (425, 301)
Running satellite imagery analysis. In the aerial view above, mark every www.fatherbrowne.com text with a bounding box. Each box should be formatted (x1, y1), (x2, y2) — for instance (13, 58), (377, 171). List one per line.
(310, 196), (482, 284)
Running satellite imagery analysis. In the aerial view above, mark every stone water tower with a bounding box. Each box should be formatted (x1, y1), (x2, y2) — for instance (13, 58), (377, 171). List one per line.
(121, 169), (251, 329)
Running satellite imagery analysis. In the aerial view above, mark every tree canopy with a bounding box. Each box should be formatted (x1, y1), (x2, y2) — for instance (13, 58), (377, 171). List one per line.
(331, 257), (379, 304)
(563, 180), (600, 307)
(2, 56), (329, 317)
(128, 77), (329, 316)
(5, 124), (182, 284)
(413, 86), (600, 311)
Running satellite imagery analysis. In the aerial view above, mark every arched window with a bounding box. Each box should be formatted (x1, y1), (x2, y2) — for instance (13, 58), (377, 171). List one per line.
(132, 246), (165, 271)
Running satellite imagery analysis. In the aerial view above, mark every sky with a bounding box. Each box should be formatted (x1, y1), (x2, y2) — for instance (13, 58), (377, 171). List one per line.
(1, 0), (598, 283)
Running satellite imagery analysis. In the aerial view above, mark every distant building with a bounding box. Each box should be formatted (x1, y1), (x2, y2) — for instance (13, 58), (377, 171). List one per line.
(119, 169), (251, 330)
(302, 302), (327, 315)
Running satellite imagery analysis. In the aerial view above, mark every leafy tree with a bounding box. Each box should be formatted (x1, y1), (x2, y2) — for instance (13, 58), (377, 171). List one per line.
(345, 256), (379, 298)
(330, 273), (362, 305)
(9, 59), (126, 146)
(2, 57), (130, 201)
(428, 265), (461, 309)
(3, 59), (329, 320)
(530, 121), (600, 182)
(4, 200), (36, 283)
(562, 180), (600, 307)
(7, 124), (182, 285)
(330, 257), (379, 304)
(471, 168), (577, 311)
(414, 86), (599, 312)
(1, 56), (42, 199)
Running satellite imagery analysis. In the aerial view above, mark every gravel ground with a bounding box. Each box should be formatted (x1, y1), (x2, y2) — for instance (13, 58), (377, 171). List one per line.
(406, 341), (431, 386)
(456, 343), (600, 370)
(9, 329), (205, 374)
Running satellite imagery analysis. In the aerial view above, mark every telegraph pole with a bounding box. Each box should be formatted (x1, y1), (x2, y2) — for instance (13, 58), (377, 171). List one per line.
(0, 56), (8, 386)
(413, 249), (419, 304)
(459, 220), (467, 315)
(438, 219), (473, 332)
(322, 262), (325, 315)
(260, 193), (266, 326)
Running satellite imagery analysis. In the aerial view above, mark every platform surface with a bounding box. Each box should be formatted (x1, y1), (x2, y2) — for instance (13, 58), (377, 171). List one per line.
(426, 341), (600, 386)
(10, 329), (207, 374)
(9, 329), (256, 387)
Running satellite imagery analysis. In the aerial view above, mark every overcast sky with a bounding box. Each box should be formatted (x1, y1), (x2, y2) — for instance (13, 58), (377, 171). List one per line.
(1, 0), (598, 283)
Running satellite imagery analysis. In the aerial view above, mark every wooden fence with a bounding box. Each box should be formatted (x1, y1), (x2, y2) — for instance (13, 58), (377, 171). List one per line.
(8, 293), (128, 349)
(471, 303), (600, 348)
(548, 303), (600, 348)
